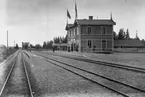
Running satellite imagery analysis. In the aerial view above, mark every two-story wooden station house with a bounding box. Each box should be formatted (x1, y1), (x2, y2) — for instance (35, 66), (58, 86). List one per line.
(66, 16), (116, 53)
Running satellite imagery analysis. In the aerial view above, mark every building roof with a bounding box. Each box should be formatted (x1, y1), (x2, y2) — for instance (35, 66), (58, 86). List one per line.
(65, 24), (74, 30)
(114, 40), (144, 47)
(76, 19), (116, 25)
(65, 16), (116, 30)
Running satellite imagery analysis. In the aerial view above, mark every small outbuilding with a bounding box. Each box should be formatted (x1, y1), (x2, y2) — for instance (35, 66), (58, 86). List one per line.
(52, 43), (68, 51)
(114, 40), (145, 52)
(114, 40), (144, 48)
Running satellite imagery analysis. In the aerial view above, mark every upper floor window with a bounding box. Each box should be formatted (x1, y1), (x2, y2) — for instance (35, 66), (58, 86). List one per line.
(102, 26), (107, 35)
(77, 27), (79, 35)
(88, 27), (91, 34)
(67, 31), (70, 37)
(88, 40), (92, 48)
(69, 30), (71, 37)
(74, 29), (75, 36)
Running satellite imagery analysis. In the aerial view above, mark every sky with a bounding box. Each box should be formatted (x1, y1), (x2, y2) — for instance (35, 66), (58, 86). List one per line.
(0, 0), (145, 47)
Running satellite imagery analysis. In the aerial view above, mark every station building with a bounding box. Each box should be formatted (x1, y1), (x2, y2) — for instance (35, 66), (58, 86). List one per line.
(66, 16), (116, 53)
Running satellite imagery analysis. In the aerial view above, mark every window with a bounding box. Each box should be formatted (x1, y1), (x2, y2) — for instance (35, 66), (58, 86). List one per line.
(102, 40), (106, 51)
(68, 31), (70, 37)
(88, 27), (91, 34)
(88, 40), (92, 48)
(74, 29), (75, 36)
(102, 40), (106, 42)
(70, 29), (72, 36)
(77, 27), (79, 35)
(102, 26), (106, 35)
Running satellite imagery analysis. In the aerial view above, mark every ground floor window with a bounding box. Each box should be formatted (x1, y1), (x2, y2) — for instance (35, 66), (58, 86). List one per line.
(88, 40), (92, 48)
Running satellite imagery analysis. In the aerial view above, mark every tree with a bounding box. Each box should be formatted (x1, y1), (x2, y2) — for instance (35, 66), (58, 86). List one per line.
(118, 29), (125, 40)
(135, 33), (140, 40)
(46, 41), (53, 49)
(54, 37), (60, 43)
(35, 44), (41, 50)
(113, 31), (118, 40)
(62, 35), (67, 43)
(30, 44), (34, 48)
(54, 36), (68, 43)
(125, 29), (130, 40)
(43, 42), (47, 49)
(142, 39), (145, 42)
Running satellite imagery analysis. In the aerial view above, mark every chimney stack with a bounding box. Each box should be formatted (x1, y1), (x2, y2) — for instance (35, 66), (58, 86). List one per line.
(89, 16), (93, 20)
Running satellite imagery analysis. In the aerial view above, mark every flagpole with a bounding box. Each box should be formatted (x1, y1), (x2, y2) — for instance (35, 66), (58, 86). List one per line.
(65, 9), (68, 25)
(74, 0), (78, 20)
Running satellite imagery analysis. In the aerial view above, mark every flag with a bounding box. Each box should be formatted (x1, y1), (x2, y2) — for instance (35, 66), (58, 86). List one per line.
(67, 10), (71, 19)
(110, 12), (112, 20)
(75, 1), (78, 19)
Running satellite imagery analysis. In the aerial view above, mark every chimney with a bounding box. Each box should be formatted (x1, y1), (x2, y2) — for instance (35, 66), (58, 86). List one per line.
(89, 16), (93, 20)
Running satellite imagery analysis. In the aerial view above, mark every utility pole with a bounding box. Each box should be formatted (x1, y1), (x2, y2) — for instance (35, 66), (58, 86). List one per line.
(6, 30), (9, 56)
(7, 30), (8, 49)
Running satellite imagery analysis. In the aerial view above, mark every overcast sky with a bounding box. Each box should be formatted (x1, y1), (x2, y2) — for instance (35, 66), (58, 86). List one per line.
(0, 0), (145, 46)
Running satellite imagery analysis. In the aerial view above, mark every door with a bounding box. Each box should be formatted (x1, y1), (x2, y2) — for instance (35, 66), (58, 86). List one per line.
(102, 40), (106, 52)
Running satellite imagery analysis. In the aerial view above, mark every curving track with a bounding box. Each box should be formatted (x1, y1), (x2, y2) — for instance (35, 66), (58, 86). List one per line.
(37, 52), (145, 73)
(32, 52), (145, 97)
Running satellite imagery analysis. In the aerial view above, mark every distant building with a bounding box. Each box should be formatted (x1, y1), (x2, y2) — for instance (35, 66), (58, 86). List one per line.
(114, 40), (144, 48)
(142, 40), (145, 47)
(114, 40), (145, 52)
(66, 16), (116, 53)
(52, 43), (67, 51)
(22, 42), (30, 49)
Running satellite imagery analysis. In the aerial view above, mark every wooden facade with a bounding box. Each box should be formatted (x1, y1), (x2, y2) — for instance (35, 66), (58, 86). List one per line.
(66, 16), (116, 53)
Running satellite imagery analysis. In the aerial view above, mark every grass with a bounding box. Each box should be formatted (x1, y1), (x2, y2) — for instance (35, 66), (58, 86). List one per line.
(0, 48), (18, 62)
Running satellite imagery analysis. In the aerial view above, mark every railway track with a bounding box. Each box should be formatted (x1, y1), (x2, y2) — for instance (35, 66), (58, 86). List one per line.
(22, 51), (34, 97)
(0, 51), (34, 97)
(34, 54), (145, 97)
(39, 52), (145, 73)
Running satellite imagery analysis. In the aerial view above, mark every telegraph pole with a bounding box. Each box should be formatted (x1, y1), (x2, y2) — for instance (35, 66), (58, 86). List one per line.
(6, 30), (8, 56)
(7, 30), (8, 48)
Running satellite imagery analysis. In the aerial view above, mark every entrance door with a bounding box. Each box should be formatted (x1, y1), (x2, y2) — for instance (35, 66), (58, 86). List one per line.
(102, 40), (106, 52)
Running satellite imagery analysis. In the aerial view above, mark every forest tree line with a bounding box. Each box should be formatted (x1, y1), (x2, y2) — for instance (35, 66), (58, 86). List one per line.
(114, 28), (140, 40)
(32, 35), (67, 49)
